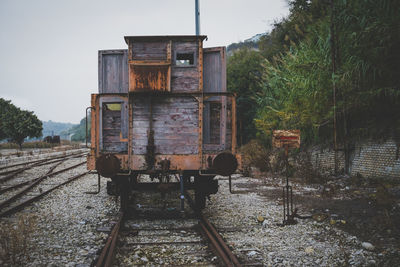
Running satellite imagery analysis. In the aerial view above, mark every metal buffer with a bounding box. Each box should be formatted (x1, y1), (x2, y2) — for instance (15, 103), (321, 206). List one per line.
(272, 130), (300, 225)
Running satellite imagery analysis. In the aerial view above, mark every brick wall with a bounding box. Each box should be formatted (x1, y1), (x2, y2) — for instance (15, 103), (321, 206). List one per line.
(309, 139), (400, 179)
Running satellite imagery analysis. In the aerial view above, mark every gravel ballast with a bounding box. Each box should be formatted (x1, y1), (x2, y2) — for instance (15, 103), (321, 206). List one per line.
(1, 165), (398, 266)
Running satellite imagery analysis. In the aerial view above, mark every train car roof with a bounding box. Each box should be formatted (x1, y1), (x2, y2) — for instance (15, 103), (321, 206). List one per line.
(124, 35), (207, 44)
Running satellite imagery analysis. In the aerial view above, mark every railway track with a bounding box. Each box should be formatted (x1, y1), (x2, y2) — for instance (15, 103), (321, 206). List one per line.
(94, 192), (242, 267)
(0, 157), (66, 194)
(0, 153), (86, 194)
(0, 151), (87, 183)
(0, 156), (88, 218)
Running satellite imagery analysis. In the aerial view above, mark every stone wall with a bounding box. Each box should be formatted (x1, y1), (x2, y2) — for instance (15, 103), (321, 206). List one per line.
(309, 139), (400, 179)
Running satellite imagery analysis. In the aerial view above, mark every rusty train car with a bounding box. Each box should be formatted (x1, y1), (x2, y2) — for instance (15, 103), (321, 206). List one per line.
(87, 35), (238, 211)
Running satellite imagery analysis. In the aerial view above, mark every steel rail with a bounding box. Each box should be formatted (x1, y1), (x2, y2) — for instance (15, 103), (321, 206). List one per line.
(0, 170), (89, 217)
(95, 191), (241, 267)
(0, 150), (87, 171)
(184, 192), (242, 267)
(95, 212), (123, 267)
(0, 159), (47, 176)
(199, 215), (242, 267)
(0, 152), (87, 183)
(0, 157), (67, 194)
(0, 158), (48, 172)
(0, 161), (86, 210)
(0, 155), (85, 194)
(0, 153), (84, 176)
(0, 160), (46, 184)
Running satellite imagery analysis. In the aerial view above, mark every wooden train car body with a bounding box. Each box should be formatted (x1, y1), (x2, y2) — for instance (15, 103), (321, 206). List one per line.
(87, 36), (238, 209)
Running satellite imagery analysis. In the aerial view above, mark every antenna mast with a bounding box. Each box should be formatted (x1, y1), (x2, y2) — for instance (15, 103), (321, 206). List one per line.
(195, 0), (200, 35)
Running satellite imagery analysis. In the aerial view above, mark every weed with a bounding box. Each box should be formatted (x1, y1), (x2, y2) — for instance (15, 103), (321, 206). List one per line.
(0, 214), (37, 265)
(240, 139), (271, 175)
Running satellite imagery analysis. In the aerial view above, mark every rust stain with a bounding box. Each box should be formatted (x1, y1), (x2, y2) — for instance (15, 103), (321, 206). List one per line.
(129, 65), (170, 92)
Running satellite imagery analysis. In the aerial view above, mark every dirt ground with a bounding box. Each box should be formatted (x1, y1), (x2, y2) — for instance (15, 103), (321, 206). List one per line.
(235, 174), (400, 265)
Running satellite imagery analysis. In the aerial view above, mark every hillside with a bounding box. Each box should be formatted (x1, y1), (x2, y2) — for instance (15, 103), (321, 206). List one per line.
(226, 33), (267, 56)
(41, 120), (76, 139)
(60, 116), (90, 142)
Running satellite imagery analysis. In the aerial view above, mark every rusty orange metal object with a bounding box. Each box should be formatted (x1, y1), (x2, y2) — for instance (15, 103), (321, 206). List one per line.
(95, 212), (123, 267)
(96, 154), (121, 178)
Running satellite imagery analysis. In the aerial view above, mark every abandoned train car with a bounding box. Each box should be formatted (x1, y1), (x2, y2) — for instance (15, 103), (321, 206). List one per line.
(87, 35), (238, 210)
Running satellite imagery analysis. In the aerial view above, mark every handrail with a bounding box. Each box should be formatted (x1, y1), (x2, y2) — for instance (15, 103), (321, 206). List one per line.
(85, 106), (95, 148)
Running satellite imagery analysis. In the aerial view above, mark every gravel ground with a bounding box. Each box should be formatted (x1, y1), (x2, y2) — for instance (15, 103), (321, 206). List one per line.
(204, 175), (397, 266)
(0, 165), (119, 266)
(1, 165), (397, 266)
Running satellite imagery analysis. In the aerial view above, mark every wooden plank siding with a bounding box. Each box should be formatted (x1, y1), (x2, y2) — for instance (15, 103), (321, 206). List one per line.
(131, 96), (199, 155)
(171, 42), (199, 92)
(202, 47), (227, 152)
(130, 42), (168, 60)
(98, 50), (129, 94)
(203, 47), (226, 93)
(102, 108), (128, 152)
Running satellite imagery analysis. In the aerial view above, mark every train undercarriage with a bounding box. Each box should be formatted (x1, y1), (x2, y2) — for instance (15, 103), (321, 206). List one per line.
(107, 171), (218, 212)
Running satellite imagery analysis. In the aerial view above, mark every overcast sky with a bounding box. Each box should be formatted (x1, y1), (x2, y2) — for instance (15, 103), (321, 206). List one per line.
(0, 0), (289, 124)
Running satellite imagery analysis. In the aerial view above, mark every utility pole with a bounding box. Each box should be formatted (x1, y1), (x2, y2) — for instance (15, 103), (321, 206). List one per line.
(195, 0), (200, 35)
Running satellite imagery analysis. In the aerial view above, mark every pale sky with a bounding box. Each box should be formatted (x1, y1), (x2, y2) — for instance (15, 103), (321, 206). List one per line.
(0, 0), (289, 124)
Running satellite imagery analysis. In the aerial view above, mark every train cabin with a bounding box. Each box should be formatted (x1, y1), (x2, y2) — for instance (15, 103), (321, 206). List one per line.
(87, 35), (238, 209)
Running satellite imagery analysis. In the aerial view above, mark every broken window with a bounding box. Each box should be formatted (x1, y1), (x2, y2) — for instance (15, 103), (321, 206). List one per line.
(203, 102), (221, 144)
(102, 102), (127, 152)
(103, 103), (122, 111)
(176, 52), (195, 66)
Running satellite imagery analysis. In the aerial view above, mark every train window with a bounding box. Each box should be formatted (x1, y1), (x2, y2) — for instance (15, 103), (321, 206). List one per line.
(103, 103), (122, 111)
(176, 52), (195, 66)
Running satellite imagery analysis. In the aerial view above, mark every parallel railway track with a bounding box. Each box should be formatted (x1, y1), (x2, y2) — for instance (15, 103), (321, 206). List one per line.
(0, 156), (88, 218)
(0, 151), (87, 183)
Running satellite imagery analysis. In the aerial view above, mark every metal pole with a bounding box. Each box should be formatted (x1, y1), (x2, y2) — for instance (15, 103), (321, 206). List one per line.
(180, 174), (185, 211)
(195, 0), (200, 35)
(285, 145), (290, 222)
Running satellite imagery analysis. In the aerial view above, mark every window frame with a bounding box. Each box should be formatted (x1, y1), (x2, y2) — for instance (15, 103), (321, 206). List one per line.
(174, 51), (196, 67)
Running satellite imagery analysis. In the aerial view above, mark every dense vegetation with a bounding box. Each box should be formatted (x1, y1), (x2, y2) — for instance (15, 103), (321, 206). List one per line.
(228, 0), (400, 147)
(60, 116), (90, 142)
(0, 98), (43, 148)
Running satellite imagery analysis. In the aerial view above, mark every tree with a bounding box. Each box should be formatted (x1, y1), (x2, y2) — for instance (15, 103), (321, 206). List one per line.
(255, 0), (400, 144)
(71, 116), (90, 142)
(1, 98), (43, 149)
(0, 98), (13, 140)
(227, 48), (264, 145)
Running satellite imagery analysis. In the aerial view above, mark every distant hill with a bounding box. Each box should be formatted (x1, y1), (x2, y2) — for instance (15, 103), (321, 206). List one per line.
(60, 116), (90, 142)
(42, 120), (76, 140)
(227, 33), (267, 56)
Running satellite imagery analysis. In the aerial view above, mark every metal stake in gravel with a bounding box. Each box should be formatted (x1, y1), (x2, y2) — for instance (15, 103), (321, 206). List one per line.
(282, 145), (297, 225)
(272, 130), (300, 226)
